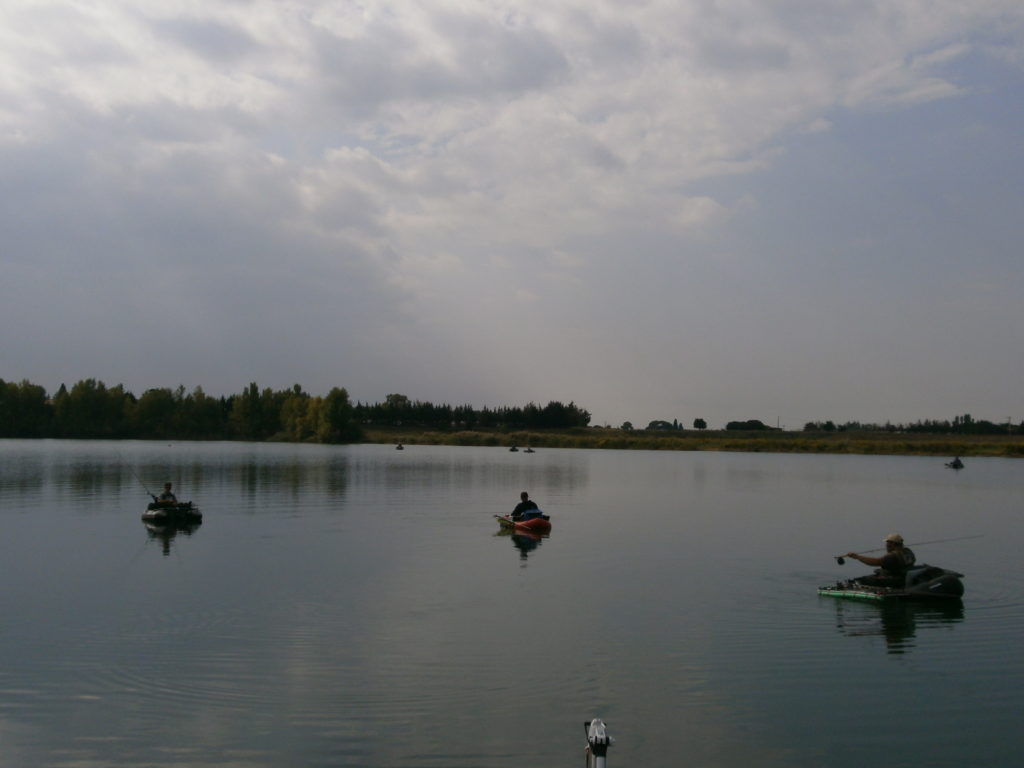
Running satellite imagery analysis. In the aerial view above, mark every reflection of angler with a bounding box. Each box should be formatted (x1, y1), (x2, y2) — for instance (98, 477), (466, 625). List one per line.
(511, 531), (543, 560)
(584, 719), (614, 768)
(496, 526), (548, 561)
(830, 598), (964, 654)
(834, 599), (919, 649)
(144, 519), (202, 557)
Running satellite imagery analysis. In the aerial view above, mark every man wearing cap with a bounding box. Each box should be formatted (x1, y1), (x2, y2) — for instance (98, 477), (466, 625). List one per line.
(845, 533), (915, 587)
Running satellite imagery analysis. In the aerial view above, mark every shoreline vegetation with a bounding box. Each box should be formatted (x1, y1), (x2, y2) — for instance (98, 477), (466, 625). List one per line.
(2, 378), (1021, 458)
(365, 427), (1024, 458)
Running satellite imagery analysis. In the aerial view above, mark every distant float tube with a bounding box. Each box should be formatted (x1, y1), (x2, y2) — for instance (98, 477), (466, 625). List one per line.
(141, 501), (202, 524)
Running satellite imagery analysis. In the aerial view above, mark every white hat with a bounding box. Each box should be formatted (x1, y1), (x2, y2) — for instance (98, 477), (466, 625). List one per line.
(884, 532), (904, 544)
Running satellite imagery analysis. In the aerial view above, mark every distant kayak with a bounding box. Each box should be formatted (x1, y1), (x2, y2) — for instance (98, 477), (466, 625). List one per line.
(495, 512), (551, 533)
(142, 500), (202, 524)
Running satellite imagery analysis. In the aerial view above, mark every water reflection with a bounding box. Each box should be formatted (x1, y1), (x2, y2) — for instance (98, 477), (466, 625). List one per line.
(0, 441), (353, 509)
(496, 528), (549, 563)
(827, 598), (964, 654)
(143, 519), (203, 556)
(0, 454), (44, 501)
(4, 441), (1021, 768)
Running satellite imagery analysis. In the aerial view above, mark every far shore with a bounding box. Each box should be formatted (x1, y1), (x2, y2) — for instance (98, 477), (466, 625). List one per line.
(366, 427), (1024, 458)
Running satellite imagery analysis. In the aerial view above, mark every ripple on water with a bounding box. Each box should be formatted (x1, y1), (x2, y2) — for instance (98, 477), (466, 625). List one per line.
(47, 604), (278, 717)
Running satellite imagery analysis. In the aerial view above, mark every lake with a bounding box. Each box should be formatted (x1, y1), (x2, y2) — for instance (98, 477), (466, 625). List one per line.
(1, 439), (1021, 767)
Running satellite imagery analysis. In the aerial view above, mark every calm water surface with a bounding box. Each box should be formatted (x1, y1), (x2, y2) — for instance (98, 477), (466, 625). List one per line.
(1, 440), (1021, 767)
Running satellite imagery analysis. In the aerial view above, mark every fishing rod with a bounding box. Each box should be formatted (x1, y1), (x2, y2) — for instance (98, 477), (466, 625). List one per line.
(129, 467), (158, 501)
(835, 534), (984, 565)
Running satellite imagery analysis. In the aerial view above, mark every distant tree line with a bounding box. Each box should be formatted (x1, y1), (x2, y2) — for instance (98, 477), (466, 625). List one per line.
(354, 392), (591, 431)
(803, 414), (1020, 435)
(630, 418), (766, 432)
(628, 418), (709, 431)
(626, 415), (1020, 434)
(0, 379), (591, 442)
(0, 379), (361, 442)
(3, 377), (1016, 441)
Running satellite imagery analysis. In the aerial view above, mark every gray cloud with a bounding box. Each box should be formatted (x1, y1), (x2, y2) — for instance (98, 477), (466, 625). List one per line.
(152, 16), (262, 62)
(2, 1), (1023, 426)
(306, 9), (570, 130)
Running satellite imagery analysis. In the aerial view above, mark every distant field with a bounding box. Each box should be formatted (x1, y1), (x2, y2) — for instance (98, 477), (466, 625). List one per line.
(366, 427), (1024, 457)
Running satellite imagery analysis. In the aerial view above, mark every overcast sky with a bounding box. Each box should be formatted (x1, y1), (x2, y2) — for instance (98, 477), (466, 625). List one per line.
(2, 1), (1022, 429)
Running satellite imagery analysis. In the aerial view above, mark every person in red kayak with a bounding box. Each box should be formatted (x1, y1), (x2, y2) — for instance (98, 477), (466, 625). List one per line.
(511, 491), (539, 521)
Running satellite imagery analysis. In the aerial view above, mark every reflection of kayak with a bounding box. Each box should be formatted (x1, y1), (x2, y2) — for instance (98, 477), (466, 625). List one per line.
(495, 513), (551, 533)
(496, 527), (547, 560)
(142, 501), (202, 523)
(818, 564), (964, 602)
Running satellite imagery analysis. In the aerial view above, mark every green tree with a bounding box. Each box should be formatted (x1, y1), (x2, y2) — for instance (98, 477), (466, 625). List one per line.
(134, 388), (178, 438)
(693, 418), (707, 430)
(381, 393), (411, 425)
(179, 386), (227, 438)
(280, 385), (315, 441)
(51, 383), (70, 436)
(317, 387), (362, 443)
(54, 379), (130, 438)
(0, 379), (49, 437)
(230, 382), (264, 440)
(725, 419), (770, 431)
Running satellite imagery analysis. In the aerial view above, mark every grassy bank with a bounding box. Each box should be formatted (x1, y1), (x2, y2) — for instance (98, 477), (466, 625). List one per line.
(365, 427), (1024, 458)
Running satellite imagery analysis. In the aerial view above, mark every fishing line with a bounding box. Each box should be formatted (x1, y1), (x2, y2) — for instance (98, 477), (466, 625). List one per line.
(835, 534), (984, 564)
(128, 466), (157, 500)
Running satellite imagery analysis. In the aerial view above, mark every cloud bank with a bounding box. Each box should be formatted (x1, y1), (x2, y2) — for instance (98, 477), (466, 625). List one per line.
(2, 1), (1022, 427)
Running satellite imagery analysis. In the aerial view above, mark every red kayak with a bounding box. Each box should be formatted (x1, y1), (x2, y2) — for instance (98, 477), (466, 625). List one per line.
(495, 513), (552, 533)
